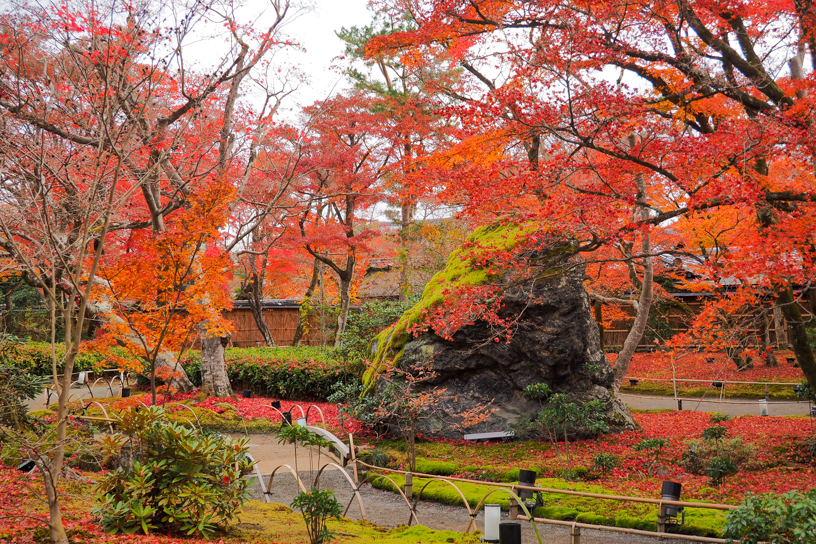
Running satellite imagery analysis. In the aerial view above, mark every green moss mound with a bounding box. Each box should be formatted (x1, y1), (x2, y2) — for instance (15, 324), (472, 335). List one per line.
(363, 221), (537, 387)
(369, 474), (726, 537)
(414, 458), (459, 476)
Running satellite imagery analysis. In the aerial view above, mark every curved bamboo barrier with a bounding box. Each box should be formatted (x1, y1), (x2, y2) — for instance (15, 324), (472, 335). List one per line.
(315, 462), (367, 519)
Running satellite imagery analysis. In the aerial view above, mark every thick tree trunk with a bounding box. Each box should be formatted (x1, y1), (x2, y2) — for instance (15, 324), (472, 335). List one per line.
(807, 287), (816, 317)
(154, 351), (194, 393)
(199, 331), (233, 397)
(292, 259), (321, 347)
(776, 288), (816, 392)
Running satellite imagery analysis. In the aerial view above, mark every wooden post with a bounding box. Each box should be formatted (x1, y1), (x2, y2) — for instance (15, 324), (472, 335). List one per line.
(404, 472), (413, 499)
(657, 502), (667, 534)
(348, 433), (359, 485)
(570, 522), (581, 544)
(764, 384), (770, 401)
(509, 491), (518, 520)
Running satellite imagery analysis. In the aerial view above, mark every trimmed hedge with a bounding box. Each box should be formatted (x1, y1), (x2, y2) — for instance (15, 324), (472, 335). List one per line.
(182, 346), (349, 400)
(8, 342), (111, 376)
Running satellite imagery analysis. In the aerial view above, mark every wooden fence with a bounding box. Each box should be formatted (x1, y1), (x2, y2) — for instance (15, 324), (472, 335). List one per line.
(601, 299), (813, 348)
(189, 303), (336, 348)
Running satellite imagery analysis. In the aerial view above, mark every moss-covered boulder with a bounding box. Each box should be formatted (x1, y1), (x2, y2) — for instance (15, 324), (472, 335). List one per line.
(366, 221), (634, 439)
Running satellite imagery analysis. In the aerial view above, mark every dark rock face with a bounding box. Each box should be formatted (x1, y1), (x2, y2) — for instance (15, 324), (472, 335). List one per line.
(390, 261), (635, 439)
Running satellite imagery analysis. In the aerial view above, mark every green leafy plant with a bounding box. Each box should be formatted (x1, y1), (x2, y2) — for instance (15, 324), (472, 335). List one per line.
(634, 437), (668, 477)
(592, 453), (618, 480)
(705, 456), (738, 486)
(535, 391), (608, 479)
(0, 335), (46, 432)
(335, 298), (418, 374)
(93, 406), (251, 537)
(290, 488), (342, 544)
(722, 490), (816, 543)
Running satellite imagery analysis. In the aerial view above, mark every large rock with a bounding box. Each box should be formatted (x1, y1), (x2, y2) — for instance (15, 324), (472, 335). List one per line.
(367, 222), (635, 439)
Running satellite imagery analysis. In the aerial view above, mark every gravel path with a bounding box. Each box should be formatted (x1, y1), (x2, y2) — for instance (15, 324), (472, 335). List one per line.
(245, 468), (705, 544)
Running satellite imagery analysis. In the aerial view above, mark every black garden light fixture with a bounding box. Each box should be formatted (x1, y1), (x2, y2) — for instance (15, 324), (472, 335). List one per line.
(242, 389), (252, 399)
(661, 481), (685, 525)
(629, 378), (639, 386)
(517, 468), (543, 507)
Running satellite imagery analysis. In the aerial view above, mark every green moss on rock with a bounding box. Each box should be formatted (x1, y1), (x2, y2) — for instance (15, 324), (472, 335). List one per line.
(363, 221), (537, 388)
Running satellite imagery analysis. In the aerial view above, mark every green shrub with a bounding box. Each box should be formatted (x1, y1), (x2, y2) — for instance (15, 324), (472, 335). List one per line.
(183, 346), (347, 400)
(8, 341), (114, 376)
(705, 456), (738, 486)
(94, 406), (252, 537)
(722, 490), (816, 543)
(335, 298), (418, 373)
(681, 437), (753, 475)
(413, 458), (458, 476)
(291, 488), (342, 544)
(615, 516), (656, 531)
(591, 453), (618, 479)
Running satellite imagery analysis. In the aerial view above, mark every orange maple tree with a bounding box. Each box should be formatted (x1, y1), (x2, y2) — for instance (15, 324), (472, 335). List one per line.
(88, 182), (235, 404)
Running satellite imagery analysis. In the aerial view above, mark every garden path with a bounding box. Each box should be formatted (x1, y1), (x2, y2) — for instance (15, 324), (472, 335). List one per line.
(243, 435), (708, 544)
(247, 468), (707, 544)
(620, 393), (813, 417)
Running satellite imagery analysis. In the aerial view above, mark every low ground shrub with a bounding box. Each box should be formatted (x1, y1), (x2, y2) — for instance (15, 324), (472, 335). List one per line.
(722, 489), (816, 543)
(183, 346), (348, 400)
(9, 341), (113, 376)
(94, 406), (252, 537)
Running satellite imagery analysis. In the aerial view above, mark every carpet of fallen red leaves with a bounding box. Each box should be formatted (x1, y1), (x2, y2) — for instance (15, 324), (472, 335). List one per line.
(612, 351), (806, 383)
(103, 390), (368, 439)
(0, 467), (246, 544)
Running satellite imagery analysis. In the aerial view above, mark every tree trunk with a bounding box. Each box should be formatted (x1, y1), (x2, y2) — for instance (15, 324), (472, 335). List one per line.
(334, 273), (353, 348)
(292, 259), (321, 347)
(612, 137), (654, 394)
(594, 300), (605, 350)
(773, 304), (788, 348)
(762, 310), (778, 367)
(153, 351), (194, 392)
(776, 288), (816, 392)
(199, 331), (234, 397)
(806, 287), (816, 317)
(247, 272), (275, 346)
(398, 201), (414, 302)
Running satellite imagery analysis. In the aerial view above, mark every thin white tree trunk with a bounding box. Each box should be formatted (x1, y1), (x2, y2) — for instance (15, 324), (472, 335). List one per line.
(612, 135), (654, 394)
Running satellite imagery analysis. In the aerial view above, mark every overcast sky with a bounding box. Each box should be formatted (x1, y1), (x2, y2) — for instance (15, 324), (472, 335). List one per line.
(277, 0), (373, 114)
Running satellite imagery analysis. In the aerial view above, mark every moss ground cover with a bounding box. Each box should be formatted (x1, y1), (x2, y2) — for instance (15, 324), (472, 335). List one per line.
(0, 465), (480, 544)
(614, 352), (807, 399)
